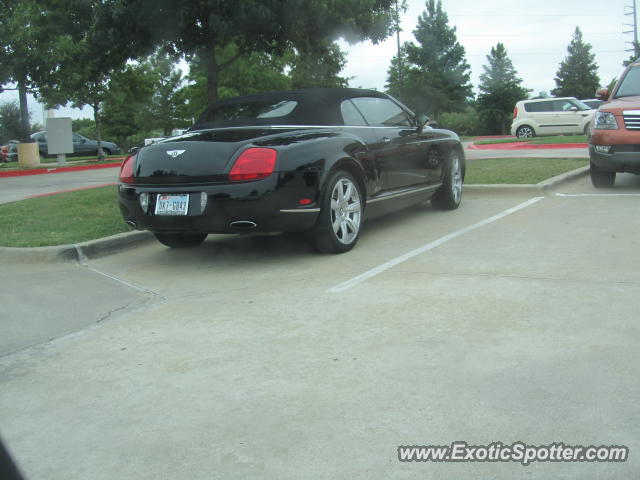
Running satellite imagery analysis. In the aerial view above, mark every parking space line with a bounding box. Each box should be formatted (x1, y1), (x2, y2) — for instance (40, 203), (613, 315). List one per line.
(327, 197), (545, 294)
(555, 193), (640, 198)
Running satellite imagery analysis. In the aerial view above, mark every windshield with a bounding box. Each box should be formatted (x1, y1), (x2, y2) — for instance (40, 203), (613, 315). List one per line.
(614, 65), (640, 98)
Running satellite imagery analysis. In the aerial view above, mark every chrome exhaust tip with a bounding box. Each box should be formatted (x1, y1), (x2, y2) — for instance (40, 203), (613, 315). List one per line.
(126, 220), (138, 229)
(229, 220), (257, 230)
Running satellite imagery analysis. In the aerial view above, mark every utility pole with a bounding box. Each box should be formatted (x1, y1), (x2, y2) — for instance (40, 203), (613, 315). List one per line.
(395, 0), (403, 95)
(624, 0), (638, 57)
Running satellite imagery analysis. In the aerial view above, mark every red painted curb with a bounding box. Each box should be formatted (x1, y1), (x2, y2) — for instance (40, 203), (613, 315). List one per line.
(468, 142), (588, 150)
(0, 161), (123, 178)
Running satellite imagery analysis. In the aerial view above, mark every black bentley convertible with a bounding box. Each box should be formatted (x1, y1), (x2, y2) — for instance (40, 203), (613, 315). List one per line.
(118, 88), (465, 253)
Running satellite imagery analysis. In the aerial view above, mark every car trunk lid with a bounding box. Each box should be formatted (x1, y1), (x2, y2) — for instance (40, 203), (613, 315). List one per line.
(133, 127), (299, 184)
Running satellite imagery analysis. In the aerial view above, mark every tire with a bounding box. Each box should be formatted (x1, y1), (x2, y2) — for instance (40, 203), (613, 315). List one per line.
(583, 124), (591, 139)
(309, 170), (363, 254)
(154, 232), (208, 248)
(103, 148), (111, 156)
(431, 150), (464, 210)
(589, 161), (616, 188)
(516, 125), (536, 139)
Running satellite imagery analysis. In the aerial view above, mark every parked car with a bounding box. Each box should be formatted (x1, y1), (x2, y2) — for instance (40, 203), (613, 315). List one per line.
(3, 140), (19, 162)
(119, 88), (465, 253)
(29, 131), (120, 157)
(581, 98), (604, 110)
(589, 61), (640, 187)
(511, 97), (595, 138)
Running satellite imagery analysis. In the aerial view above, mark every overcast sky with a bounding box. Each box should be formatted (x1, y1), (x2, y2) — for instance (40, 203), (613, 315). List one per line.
(1, 0), (636, 123)
(341, 0), (634, 95)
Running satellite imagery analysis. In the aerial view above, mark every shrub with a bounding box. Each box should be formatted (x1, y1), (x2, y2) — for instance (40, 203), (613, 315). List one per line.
(439, 108), (482, 136)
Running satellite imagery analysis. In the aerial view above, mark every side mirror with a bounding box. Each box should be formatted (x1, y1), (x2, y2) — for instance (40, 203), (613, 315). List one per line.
(416, 114), (430, 131)
(570, 106), (579, 112)
(596, 87), (610, 101)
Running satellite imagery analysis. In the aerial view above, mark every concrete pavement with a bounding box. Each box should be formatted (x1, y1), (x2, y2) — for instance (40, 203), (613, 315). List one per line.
(1, 174), (639, 479)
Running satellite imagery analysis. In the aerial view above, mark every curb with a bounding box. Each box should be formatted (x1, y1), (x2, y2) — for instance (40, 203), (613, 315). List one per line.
(0, 231), (153, 264)
(464, 165), (589, 194)
(0, 161), (123, 178)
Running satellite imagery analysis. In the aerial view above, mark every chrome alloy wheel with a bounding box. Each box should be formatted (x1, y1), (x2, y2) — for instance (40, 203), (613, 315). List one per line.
(517, 126), (535, 139)
(451, 154), (463, 204)
(330, 177), (361, 245)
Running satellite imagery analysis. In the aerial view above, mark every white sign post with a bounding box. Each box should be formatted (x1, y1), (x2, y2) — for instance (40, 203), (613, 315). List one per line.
(46, 117), (73, 166)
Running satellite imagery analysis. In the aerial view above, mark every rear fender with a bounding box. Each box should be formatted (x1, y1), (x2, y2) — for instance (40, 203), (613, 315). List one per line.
(274, 134), (373, 201)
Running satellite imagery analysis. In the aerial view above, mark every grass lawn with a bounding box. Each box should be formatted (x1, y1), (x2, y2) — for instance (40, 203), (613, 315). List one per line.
(465, 157), (588, 184)
(474, 135), (587, 145)
(0, 186), (131, 247)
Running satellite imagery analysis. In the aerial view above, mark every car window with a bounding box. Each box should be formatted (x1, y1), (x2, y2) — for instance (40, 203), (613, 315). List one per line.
(615, 65), (640, 98)
(350, 97), (412, 127)
(340, 100), (368, 126)
(32, 132), (47, 142)
(200, 99), (299, 126)
(256, 101), (297, 118)
(73, 133), (83, 142)
(524, 101), (554, 113)
(552, 100), (576, 112)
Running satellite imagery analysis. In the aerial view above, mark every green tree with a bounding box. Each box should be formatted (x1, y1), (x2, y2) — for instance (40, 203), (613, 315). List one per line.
(0, 101), (25, 143)
(177, 45), (292, 122)
(145, 52), (187, 136)
(551, 27), (600, 99)
(72, 118), (97, 139)
(154, 0), (397, 103)
(386, 0), (473, 118)
(385, 45), (409, 99)
(477, 43), (529, 134)
(623, 41), (640, 67)
(288, 42), (350, 89)
(33, 0), (158, 157)
(101, 64), (155, 149)
(0, 0), (47, 140)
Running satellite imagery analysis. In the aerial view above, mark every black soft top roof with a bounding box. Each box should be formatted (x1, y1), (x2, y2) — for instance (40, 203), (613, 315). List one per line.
(191, 88), (389, 129)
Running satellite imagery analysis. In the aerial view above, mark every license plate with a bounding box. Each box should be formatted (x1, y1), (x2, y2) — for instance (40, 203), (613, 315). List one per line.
(155, 194), (189, 215)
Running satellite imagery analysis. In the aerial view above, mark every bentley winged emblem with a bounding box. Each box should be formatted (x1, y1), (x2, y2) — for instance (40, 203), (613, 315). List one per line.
(166, 149), (186, 158)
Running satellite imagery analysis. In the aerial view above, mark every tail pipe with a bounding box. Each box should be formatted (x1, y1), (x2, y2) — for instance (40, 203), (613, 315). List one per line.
(229, 220), (257, 230)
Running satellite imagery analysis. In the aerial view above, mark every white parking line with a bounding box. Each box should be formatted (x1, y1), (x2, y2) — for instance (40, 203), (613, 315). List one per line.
(555, 193), (640, 198)
(327, 196), (545, 294)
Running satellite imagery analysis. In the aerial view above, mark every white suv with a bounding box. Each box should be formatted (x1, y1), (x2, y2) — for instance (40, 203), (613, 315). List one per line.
(511, 97), (595, 138)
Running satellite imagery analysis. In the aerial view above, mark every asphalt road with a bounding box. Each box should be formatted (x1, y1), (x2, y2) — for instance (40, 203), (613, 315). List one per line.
(1, 174), (639, 479)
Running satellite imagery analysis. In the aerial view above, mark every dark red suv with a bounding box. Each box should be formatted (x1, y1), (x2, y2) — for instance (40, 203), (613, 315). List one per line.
(589, 61), (640, 187)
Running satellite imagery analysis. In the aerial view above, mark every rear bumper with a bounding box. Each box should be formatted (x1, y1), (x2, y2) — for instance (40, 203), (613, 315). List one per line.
(118, 172), (321, 234)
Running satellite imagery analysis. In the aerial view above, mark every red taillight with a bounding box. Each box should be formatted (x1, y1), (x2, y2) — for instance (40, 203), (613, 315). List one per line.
(513, 107), (518, 119)
(229, 148), (277, 181)
(119, 154), (136, 184)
